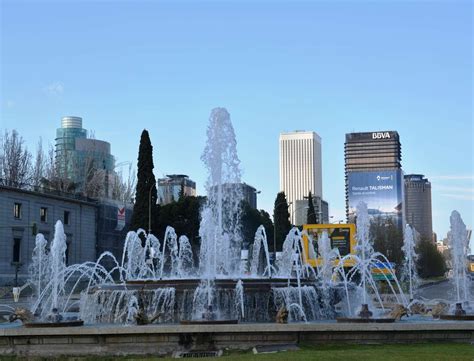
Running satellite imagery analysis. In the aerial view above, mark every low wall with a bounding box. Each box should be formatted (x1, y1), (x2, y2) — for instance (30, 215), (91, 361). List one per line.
(1, 322), (473, 357)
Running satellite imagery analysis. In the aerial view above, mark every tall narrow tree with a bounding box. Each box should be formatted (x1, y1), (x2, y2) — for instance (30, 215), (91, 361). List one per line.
(130, 130), (158, 234)
(306, 191), (317, 224)
(273, 191), (292, 251)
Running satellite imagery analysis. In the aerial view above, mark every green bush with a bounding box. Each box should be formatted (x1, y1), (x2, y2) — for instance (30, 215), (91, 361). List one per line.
(416, 239), (447, 279)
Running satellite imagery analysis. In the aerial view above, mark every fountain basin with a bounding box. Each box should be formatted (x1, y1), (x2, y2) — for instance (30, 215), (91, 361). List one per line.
(180, 320), (239, 325)
(438, 315), (474, 321)
(119, 277), (317, 290)
(1, 322), (473, 358)
(82, 278), (347, 324)
(24, 320), (84, 328)
(336, 317), (396, 323)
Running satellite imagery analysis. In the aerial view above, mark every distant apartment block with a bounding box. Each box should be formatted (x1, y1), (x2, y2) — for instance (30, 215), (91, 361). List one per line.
(158, 174), (197, 205)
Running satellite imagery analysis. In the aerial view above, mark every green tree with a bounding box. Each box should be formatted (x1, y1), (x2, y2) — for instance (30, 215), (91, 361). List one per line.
(307, 191), (317, 224)
(416, 239), (447, 279)
(130, 130), (158, 234)
(259, 209), (274, 244)
(370, 216), (404, 270)
(241, 201), (263, 249)
(157, 195), (205, 251)
(273, 191), (291, 252)
(178, 181), (185, 201)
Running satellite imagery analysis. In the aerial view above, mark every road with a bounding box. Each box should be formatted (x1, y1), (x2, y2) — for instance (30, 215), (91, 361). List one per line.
(415, 278), (474, 302)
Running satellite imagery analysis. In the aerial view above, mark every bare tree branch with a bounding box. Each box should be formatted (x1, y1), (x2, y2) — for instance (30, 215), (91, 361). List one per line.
(0, 129), (32, 187)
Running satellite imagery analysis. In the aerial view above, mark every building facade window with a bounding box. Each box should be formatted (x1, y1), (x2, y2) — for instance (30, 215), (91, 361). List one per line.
(64, 211), (70, 225)
(13, 238), (21, 263)
(13, 203), (22, 219)
(40, 207), (48, 223)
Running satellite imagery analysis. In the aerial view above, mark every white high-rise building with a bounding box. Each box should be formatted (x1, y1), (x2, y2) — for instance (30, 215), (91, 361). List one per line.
(279, 131), (323, 225)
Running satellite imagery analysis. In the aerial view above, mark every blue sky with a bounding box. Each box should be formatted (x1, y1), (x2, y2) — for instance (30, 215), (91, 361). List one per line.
(1, 0), (472, 249)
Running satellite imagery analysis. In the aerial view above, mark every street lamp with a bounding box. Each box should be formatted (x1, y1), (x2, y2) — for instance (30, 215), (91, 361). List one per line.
(254, 189), (261, 209)
(273, 201), (292, 254)
(384, 222), (391, 260)
(148, 183), (156, 234)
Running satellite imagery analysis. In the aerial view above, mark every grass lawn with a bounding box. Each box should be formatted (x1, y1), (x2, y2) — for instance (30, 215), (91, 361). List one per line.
(1, 343), (473, 361)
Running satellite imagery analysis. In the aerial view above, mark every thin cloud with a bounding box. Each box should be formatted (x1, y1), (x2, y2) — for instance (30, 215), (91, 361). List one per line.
(440, 193), (474, 201)
(5, 100), (15, 108)
(44, 82), (64, 96)
(430, 175), (474, 181)
(436, 185), (474, 193)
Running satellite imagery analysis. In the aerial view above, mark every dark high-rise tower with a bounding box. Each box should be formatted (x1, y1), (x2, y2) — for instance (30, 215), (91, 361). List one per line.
(404, 174), (433, 241)
(344, 131), (404, 229)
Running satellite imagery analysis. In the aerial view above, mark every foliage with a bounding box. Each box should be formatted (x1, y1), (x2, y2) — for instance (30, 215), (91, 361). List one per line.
(130, 130), (158, 234)
(273, 191), (291, 252)
(259, 209), (274, 246)
(369, 216), (404, 269)
(416, 238), (447, 279)
(157, 195), (205, 249)
(306, 191), (317, 224)
(241, 202), (274, 250)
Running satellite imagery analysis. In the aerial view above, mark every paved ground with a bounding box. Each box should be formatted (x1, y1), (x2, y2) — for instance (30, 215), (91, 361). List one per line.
(416, 279), (474, 302)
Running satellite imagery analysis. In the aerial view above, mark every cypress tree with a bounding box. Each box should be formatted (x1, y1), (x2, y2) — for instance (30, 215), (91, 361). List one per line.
(307, 191), (317, 224)
(130, 130), (158, 234)
(273, 191), (292, 251)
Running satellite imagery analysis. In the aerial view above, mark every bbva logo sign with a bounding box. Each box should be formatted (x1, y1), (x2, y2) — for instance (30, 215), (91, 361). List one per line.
(372, 132), (391, 139)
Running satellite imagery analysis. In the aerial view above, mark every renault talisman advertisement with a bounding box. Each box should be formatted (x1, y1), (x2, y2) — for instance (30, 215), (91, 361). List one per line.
(348, 170), (404, 227)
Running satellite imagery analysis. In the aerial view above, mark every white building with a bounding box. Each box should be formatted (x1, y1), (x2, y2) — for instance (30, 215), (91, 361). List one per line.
(279, 131), (323, 225)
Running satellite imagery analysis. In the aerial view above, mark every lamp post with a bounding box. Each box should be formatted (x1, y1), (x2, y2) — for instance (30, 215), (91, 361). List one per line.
(273, 201), (292, 255)
(254, 189), (261, 209)
(148, 182), (156, 234)
(384, 222), (391, 260)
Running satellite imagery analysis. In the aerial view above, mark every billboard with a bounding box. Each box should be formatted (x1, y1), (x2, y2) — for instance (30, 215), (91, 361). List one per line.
(302, 224), (357, 268)
(347, 170), (404, 228)
(115, 206), (126, 231)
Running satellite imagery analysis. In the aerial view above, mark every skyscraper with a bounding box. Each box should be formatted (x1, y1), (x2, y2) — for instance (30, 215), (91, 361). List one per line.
(279, 131), (323, 225)
(345, 131), (404, 229)
(55, 116), (116, 196)
(404, 174), (433, 241)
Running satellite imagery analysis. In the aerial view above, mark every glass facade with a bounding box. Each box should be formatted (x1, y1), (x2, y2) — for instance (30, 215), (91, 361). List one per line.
(347, 170), (404, 229)
(345, 131), (404, 230)
(404, 174), (433, 241)
(55, 117), (115, 193)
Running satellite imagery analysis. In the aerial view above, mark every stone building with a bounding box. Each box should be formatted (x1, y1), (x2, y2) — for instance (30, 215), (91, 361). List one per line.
(0, 185), (132, 286)
(0, 185), (96, 285)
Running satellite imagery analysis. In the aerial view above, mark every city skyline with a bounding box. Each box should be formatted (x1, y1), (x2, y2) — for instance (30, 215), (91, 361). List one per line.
(1, 1), (472, 247)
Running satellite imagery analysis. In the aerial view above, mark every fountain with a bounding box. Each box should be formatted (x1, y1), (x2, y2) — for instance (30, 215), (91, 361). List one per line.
(401, 224), (419, 302)
(5, 107), (460, 331)
(335, 202), (407, 323)
(75, 107), (332, 325)
(439, 211), (474, 321)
